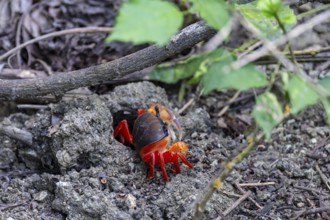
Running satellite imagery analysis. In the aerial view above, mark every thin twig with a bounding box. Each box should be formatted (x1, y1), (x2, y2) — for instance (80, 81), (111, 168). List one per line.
(288, 46), (330, 56)
(0, 201), (29, 211)
(236, 182), (263, 209)
(316, 164), (330, 191)
(237, 41), (263, 59)
(16, 104), (49, 110)
(15, 12), (24, 66)
(214, 191), (252, 220)
(256, 55), (330, 65)
(232, 10), (330, 70)
(238, 182), (275, 187)
(291, 206), (330, 220)
(217, 91), (241, 117)
(215, 90), (265, 110)
(310, 136), (330, 157)
(221, 191), (242, 198)
(0, 68), (46, 79)
(317, 58), (330, 72)
(201, 16), (236, 53)
(296, 3), (330, 19)
(35, 59), (53, 76)
(293, 185), (330, 196)
(0, 27), (113, 62)
(178, 98), (195, 115)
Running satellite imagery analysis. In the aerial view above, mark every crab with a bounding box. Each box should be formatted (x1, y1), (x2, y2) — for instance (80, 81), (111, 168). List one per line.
(113, 104), (193, 182)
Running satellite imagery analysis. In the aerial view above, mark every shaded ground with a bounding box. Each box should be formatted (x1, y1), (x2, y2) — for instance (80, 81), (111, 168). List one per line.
(1, 1), (330, 219)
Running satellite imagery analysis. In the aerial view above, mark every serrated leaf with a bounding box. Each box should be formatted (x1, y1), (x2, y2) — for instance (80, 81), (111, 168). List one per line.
(236, 1), (296, 38)
(202, 63), (268, 94)
(319, 77), (330, 94)
(106, 0), (183, 45)
(148, 49), (224, 84)
(190, 0), (229, 30)
(252, 92), (283, 139)
(321, 98), (330, 125)
(286, 75), (320, 114)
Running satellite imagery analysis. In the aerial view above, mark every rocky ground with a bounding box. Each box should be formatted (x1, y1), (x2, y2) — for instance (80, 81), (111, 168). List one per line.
(0, 0), (330, 219)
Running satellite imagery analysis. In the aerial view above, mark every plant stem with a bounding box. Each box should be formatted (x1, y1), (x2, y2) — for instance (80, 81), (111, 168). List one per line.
(266, 44), (290, 92)
(273, 13), (298, 65)
(266, 61), (281, 92)
(297, 3), (330, 20)
(193, 132), (264, 219)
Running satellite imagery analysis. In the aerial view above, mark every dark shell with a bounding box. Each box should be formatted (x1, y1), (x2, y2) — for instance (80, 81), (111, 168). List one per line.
(113, 109), (139, 132)
(133, 112), (168, 152)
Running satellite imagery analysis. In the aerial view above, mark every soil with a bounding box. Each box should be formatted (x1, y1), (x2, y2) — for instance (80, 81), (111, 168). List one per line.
(1, 1), (330, 220)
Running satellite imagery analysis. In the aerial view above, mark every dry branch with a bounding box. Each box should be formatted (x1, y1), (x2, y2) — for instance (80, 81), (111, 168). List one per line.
(0, 22), (215, 101)
(0, 124), (33, 146)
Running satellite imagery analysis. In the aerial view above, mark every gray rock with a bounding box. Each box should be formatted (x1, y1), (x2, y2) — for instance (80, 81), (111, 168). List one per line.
(0, 148), (16, 169)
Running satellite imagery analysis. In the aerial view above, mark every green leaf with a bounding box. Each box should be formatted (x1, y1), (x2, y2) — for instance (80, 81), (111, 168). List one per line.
(236, 1), (296, 38)
(257, 0), (296, 25)
(188, 49), (228, 84)
(148, 56), (204, 84)
(257, 0), (282, 17)
(202, 63), (268, 94)
(148, 49), (224, 84)
(106, 0), (183, 46)
(252, 92), (283, 139)
(285, 75), (320, 114)
(281, 72), (289, 86)
(321, 98), (330, 125)
(319, 78), (330, 125)
(278, 4), (297, 25)
(187, 59), (209, 85)
(190, 0), (229, 30)
(319, 77), (330, 94)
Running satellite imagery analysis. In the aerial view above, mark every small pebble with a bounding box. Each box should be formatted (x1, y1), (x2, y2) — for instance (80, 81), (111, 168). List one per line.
(325, 144), (330, 154)
(191, 132), (198, 139)
(310, 138), (317, 144)
(296, 202), (305, 208)
(34, 190), (48, 202)
(210, 160), (218, 167)
(200, 133), (208, 139)
(287, 119), (295, 124)
(126, 194), (137, 209)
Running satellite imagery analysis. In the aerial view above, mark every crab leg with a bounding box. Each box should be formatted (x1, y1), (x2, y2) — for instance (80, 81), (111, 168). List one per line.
(113, 120), (133, 145)
(143, 153), (155, 180)
(157, 151), (169, 182)
(163, 151), (181, 173)
(178, 154), (193, 169)
(172, 155), (181, 174)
